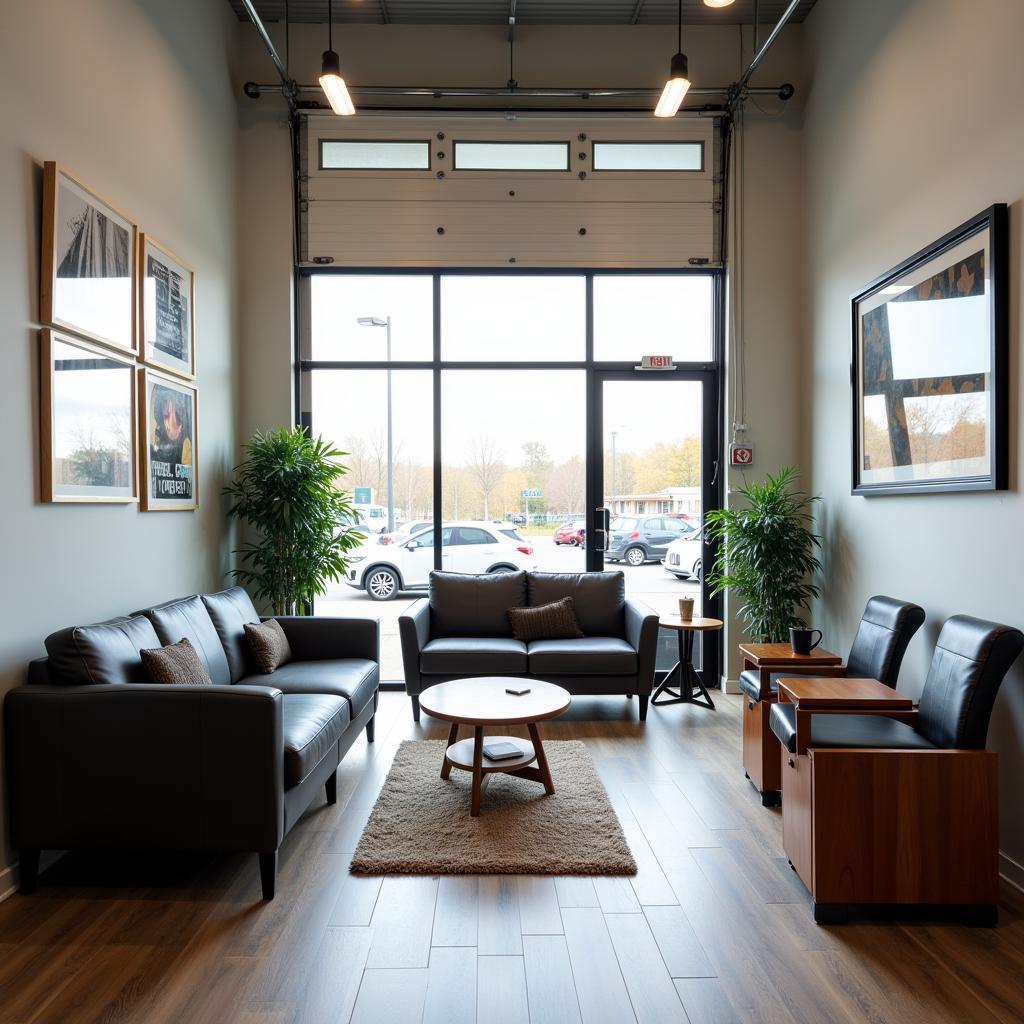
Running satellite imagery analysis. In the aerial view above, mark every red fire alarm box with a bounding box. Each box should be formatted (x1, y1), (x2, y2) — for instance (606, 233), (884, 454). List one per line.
(729, 443), (754, 467)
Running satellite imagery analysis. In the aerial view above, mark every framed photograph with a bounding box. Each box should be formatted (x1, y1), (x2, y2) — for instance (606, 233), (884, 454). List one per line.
(852, 204), (1008, 495)
(40, 329), (137, 503)
(41, 162), (136, 355)
(139, 367), (199, 511)
(139, 233), (195, 378)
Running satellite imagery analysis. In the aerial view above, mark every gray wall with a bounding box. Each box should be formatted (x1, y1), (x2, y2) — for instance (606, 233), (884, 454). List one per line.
(802, 0), (1024, 877)
(0, 0), (239, 883)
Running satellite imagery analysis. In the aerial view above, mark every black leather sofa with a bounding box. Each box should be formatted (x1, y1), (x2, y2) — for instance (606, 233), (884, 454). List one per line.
(4, 586), (379, 900)
(399, 570), (660, 721)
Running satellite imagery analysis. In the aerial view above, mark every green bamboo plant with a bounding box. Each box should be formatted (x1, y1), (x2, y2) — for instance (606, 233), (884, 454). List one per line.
(705, 467), (822, 643)
(224, 427), (364, 615)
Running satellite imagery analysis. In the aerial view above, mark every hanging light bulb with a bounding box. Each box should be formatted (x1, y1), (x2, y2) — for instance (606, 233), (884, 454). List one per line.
(703, 0), (737, 7)
(319, 0), (355, 115)
(655, 0), (691, 117)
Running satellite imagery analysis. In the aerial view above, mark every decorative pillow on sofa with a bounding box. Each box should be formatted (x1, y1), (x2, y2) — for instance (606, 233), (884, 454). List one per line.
(507, 597), (585, 643)
(244, 618), (293, 674)
(140, 637), (214, 685)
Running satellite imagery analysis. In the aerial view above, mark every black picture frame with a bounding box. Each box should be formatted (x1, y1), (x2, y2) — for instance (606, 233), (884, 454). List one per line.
(851, 204), (1008, 496)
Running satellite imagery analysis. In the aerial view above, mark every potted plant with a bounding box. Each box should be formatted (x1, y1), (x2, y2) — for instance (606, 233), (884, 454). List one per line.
(224, 426), (364, 615)
(705, 467), (822, 642)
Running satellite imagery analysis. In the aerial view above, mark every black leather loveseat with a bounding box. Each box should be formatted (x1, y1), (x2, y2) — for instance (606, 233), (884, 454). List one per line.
(4, 586), (378, 900)
(399, 570), (660, 721)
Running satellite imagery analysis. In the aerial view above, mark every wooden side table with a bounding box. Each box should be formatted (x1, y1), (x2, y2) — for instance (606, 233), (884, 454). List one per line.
(651, 616), (724, 710)
(737, 642), (844, 804)
(777, 675), (914, 754)
(775, 676), (915, 902)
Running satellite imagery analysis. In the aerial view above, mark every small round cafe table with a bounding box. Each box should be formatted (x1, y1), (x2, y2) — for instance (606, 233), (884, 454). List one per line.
(418, 677), (571, 817)
(651, 616), (724, 710)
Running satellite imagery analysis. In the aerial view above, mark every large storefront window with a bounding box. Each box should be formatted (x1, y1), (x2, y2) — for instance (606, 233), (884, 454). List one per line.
(302, 271), (719, 683)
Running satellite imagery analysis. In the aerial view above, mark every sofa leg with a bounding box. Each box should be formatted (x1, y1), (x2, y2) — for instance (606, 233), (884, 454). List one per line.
(411, 695), (421, 722)
(638, 695), (649, 722)
(365, 715), (376, 743)
(18, 849), (40, 894)
(325, 771), (338, 805)
(259, 851), (278, 900)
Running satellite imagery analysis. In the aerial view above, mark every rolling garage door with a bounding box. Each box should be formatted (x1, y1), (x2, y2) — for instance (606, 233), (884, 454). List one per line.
(299, 113), (722, 268)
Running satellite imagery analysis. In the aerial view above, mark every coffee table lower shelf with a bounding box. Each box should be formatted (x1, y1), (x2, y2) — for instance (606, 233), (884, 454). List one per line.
(441, 724), (555, 816)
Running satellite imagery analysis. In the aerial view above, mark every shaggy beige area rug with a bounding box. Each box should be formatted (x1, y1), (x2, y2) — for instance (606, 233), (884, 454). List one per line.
(350, 740), (636, 875)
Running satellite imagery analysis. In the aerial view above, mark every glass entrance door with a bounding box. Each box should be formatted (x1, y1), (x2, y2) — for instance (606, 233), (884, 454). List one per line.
(589, 373), (719, 684)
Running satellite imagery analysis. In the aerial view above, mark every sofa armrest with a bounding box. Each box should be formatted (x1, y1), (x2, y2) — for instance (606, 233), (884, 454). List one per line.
(4, 684), (285, 854)
(625, 598), (660, 695)
(399, 599), (431, 695)
(272, 615), (379, 663)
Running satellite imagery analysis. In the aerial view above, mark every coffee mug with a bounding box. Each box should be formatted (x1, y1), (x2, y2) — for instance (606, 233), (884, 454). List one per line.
(790, 626), (823, 656)
(678, 597), (694, 621)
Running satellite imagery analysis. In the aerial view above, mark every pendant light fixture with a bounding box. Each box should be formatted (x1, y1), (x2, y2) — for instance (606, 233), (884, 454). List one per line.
(654, 0), (691, 117)
(703, 0), (736, 7)
(319, 0), (355, 116)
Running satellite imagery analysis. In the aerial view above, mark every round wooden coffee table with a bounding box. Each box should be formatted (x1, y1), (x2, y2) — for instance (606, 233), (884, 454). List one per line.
(652, 615), (724, 710)
(418, 677), (571, 817)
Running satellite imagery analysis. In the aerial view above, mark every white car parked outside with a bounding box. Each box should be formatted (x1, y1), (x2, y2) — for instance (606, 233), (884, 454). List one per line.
(662, 529), (704, 582)
(345, 521), (538, 600)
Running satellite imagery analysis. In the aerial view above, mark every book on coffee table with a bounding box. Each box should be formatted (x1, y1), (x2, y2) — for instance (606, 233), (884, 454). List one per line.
(482, 740), (522, 761)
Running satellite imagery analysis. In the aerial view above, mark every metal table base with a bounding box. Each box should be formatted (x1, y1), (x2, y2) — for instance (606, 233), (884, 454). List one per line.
(651, 627), (716, 709)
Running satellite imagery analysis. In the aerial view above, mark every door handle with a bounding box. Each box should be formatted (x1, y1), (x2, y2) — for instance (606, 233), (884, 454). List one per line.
(595, 507), (611, 553)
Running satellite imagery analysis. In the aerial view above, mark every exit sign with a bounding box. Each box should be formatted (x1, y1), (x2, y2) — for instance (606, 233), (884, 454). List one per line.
(640, 354), (675, 370)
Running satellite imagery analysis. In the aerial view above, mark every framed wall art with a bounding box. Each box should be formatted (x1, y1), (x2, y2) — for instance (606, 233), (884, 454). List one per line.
(40, 329), (137, 503)
(139, 233), (195, 378)
(852, 204), (1008, 495)
(139, 367), (199, 511)
(41, 162), (137, 355)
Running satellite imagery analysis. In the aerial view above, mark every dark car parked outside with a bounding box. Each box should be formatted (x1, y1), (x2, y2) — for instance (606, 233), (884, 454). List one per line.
(606, 514), (697, 566)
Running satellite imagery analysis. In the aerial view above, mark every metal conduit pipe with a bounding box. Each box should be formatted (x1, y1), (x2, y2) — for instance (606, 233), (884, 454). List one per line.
(243, 82), (794, 101)
(239, 0), (289, 86)
(733, 0), (801, 98)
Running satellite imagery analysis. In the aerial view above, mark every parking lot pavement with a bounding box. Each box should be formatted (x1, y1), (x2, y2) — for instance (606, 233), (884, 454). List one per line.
(318, 541), (700, 681)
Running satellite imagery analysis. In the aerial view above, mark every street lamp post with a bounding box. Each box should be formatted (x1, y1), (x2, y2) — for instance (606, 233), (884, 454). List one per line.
(356, 315), (394, 533)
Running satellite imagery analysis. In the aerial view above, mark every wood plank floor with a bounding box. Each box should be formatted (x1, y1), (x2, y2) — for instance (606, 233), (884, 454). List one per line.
(1, 691), (1023, 1023)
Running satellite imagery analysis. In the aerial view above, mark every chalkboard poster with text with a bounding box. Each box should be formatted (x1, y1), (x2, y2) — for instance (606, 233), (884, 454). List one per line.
(139, 233), (195, 379)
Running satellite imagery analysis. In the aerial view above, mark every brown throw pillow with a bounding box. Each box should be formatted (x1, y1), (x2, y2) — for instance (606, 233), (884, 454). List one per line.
(140, 637), (214, 686)
(508, 597), (585, 643)
(244, 618), (293, 674)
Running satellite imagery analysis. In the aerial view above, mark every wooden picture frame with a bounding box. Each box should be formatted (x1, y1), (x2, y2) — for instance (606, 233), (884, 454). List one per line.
(41, 162), (137, 356)
(139, 233), (196, 379)
(851, 204), (1008, 495)
(40, 329), (138, 504)
(139, 367), (199, 511)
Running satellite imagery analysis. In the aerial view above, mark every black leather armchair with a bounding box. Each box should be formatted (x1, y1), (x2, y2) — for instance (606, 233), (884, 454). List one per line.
(4, 587), (380, 900)
(740, 595), (924, 803)
(770, 614), (1023, 924)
